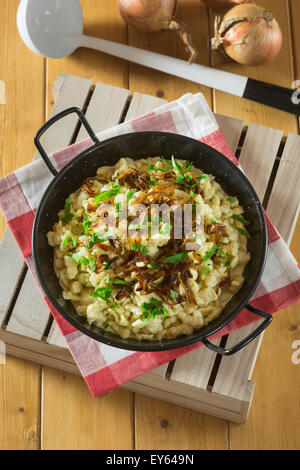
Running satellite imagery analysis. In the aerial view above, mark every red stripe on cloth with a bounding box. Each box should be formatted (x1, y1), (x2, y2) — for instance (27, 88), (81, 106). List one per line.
(52, 138), (93, 171)
(131, 111), (178, 133)
(265, 213), (280, 243)
(84, 344), (200, 397)
(45, 299), (78, 335)
(8, 211), (35, 258)
(0, 172), (32, 221)
(200, 129), (238, 165)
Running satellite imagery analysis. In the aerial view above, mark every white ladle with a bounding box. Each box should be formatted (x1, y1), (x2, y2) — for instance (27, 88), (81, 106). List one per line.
(17, 0), (299, 115)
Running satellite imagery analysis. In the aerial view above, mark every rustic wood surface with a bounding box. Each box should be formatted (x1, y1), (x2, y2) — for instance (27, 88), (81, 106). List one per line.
(0, 0), (299, 450)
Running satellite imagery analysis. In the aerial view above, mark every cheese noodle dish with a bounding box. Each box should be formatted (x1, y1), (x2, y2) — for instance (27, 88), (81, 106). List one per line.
(47, 157), (251, 341)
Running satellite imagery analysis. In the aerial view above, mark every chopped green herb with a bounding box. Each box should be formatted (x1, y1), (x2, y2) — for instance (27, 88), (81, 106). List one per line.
(171, 155), (182, 173)
(224, 259), (231, 268)
(227, 196), (236, 204)
(102, 322), (110, 329)
(163, 251), (188, 264)
(185, 161), (193, 172)
(202, 244), (221, 262)
(148, 163), (169, 173)
(141, 298), (167, 321)
(68, 253), (89, 266)
(170, 290), (179, 300)
(176, 174), (185, 184)
(131, 243), (149, 255)
(127, 190), (136, 200)
(82, 215), (91, 235)
(185, 174), (193, 182)
(95, 180), (120, 204)
(203, 265), (210, 275)
(90, 286), (113, 300)
(89, 259), (97, 272)
(107, 277), (130, 286)
(62, 198), (74, 224)
(197, 174), (209, 181)
(147, 179), (158, 186)
(190, 190), (197, 198)
(103, 261), (112, 270)
(231, 214), (250, 225)
(210, 219), (216, 223)
(128, 223), (148, 231)
(86, 232), (108, 250)
(236, 227), (250, 239)
(63, 237), (77, 248)
(150, 260), (160, 270)
(161, 157), (172, 166)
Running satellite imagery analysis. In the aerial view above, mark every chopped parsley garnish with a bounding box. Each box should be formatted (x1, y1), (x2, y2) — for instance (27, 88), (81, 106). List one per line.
(102, 322), (110, 329)
(62, 198), (74, 224)
(202, 244), (221, 262)
(236, 227), (251, 239)
(141, 298), (167, 321)
(89, 259), (97, 272)
(210, 218), (216, 223)
(227, 196), (236, 204)
(231, 214), (250, 225)
(148, 163), (169, 173)
(86, 232), (109, 250)
(147, 179), (158, 186)
(63, 237), (77, 248)
(190, 190), (197, 198)
(127, 190), (136, 200)
(82, 215), (91, 235)
(171, 155), (183, 173)
(68, 253), (89, 265)
(163, 251), (188, 263)
(103, 261), (112, 270)
(131, 243), (149, 255)
(95, 179), (120, 204)
(90, 286), (112, 300)
(197, 174), (209, 181)
(224, 259), (231, 268)
(68, 253), (96, 271)
(203, 265), (210, 275)
(150, 260), (160, 270)
(170, 290), (179, 300)
(107, 277), (130, 286)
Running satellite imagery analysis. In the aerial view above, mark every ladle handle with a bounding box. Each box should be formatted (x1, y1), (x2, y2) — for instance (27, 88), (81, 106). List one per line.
(80, 35), (300, 116)
(34, 107), (100, 176)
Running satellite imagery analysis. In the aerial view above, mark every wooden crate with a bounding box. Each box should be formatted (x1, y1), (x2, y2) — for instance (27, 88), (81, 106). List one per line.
(0, 74), (299, 424)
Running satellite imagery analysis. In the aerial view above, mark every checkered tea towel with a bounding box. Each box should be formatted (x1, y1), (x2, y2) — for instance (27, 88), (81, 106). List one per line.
(0, 92), (299, 396)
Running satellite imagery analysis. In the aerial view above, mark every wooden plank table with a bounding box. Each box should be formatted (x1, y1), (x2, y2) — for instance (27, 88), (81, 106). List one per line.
(0, 0), (300, 450)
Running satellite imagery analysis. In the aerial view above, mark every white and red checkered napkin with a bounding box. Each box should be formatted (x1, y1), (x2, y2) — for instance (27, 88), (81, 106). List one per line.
(0, 93), (299, 396)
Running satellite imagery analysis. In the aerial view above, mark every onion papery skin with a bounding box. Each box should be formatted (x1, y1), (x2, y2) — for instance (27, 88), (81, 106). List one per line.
(202, 0), (248, 8)
(118, 0), (177, 33)
(117, 0), (198, 63)
(212, 4), (282, 66)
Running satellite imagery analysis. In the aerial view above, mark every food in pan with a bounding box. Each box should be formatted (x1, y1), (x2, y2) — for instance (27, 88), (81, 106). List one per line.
(47, 157), (250, 341)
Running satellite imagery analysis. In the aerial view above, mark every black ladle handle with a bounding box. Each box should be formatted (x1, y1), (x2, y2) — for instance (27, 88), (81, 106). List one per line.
(34, 107), (100, 176)
(202, 304), (272, 356)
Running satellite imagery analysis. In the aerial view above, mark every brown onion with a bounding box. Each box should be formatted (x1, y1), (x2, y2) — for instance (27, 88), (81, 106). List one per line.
(202, 0), (248, 7)
(211, 3), (282, 66)
(117, 0), (197, 63)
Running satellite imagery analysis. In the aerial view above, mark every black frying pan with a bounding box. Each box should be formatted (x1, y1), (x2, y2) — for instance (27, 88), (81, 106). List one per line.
(32, 107), (271, 355)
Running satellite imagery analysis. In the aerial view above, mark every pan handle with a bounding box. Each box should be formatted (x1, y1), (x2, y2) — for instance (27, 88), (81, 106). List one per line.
(202, 304), (272, 356)
(34, 107), (100, 176)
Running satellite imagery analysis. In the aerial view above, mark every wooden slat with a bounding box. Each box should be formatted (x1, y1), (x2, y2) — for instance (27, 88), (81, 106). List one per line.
(76, 82), (130, 141)
(125, 92), (167, 122)
(0, 230), (25, 327)
(239, 123), (283, 201)
(4, 75), (92, 340)
(171, 340), (221, 389)
(214, 114), (244, 154)
(212, 324), (263, 400)
(266, 134), (300, 245)
(46, 322), (67, 348)
(6, 269), (50, 340)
